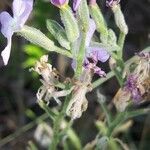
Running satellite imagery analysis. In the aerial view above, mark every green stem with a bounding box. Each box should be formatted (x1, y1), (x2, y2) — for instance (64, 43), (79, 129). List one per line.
(107, 112), (125, 137)
(67, 129), (82, 150)
(107, 108), (150, 137)
(97, 98), (111, 126)
(113, 68), (124, 87)
(112, 32), (126, 85)
(59, 121), (82, 150)
(92, 71), (114, 88)
(50, 86), (72, 150)
(117, 32), (126, 72)
(117, 32), (126, 59)
(38, 101), (57, 121)
(75, 32), (87, 78)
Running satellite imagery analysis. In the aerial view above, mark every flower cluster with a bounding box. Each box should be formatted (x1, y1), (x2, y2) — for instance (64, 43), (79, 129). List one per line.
(114, 52), (150, 111)
(124, 74), (142, 102)
(71, 18), (110, 76)
(125, 52), (150, 101)
(0, 0), (113, 120)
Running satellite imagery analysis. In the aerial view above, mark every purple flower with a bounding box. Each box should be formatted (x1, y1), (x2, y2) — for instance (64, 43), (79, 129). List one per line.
(0, 0), (33, 65)
(85, 19), (110, 63)
(124, 74), (142, 102)
(72, 19), (110, 76)
(84, 59), (106, 77)
(87, 47), (110, 63)
(73, 0), (82, 11)
(50, 0), (68, 7)
(106, 0), (120, 7)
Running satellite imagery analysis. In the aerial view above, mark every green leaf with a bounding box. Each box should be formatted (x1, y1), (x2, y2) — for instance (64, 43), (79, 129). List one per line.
(56, 30), (71, 50)
(23, 57), (37, 68)
(47, 19), (71, 50)
(108, 29), (117, 46)
(24, 44), (44, 57)
(90, 4), (108, 43)
(27, 141), (38, 150)
(95, 121), (108, 136)
(25, 109), (36, 120)
(46, 19), (64, 37)
(18, 25), (54, 50)
(112, 5), (128, 34)
(125, 108), (150, 119)
(91, 42), (120, 52)
(18, 26), (72, 58)
(60, 6), (79, 43)
(77, 0), (90, 31)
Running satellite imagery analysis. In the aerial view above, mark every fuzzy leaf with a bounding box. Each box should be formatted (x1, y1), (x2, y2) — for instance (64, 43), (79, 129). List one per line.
(46, 19), (63, 37)
(77, 0), (90, 31)
(90, 4), (108, 43)
(56, 30), (71, 50)
(60, 6), (79, 42)
(47, 19), (70, 49)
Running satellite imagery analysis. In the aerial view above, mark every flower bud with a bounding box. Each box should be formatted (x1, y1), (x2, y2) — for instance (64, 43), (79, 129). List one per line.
(76, 0), (90, 31)
(89, 3), (108, 43)
(112, 4), (128, 34)
(50, 0), (68, 7)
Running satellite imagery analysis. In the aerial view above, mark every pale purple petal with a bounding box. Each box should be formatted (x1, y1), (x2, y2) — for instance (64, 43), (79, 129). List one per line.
(13, 0), (25, 18)
(83, 60), (106, 77)
(73, 0), (82, 11)
(97, 49), (110, 62)
(85, 19), (96, 47)
(124, 74), (142, 102)
(18, 0), (33, 27)
(87, 47), (110, 62)
(0, 12), (14, 38)
(1, 37), (12, 65)
(93, 66), (106, 77)
(13, 0), (33, 27)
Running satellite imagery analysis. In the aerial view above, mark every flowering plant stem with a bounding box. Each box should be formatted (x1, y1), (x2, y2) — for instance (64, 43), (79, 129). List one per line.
(112, 31), (126, 86)
(38, 101), (58, 121)
(117, 32), (126, 59)
(50, 85), (72, 150)
(75, 32), (87, 78)
(98, 100), (112, 126)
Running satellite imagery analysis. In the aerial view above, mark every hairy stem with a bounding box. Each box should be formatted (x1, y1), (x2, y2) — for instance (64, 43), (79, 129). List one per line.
(50, 86), (72, 150)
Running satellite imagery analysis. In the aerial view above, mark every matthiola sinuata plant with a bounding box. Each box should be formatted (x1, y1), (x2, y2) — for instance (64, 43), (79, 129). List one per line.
(0, 0), (149, 149)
